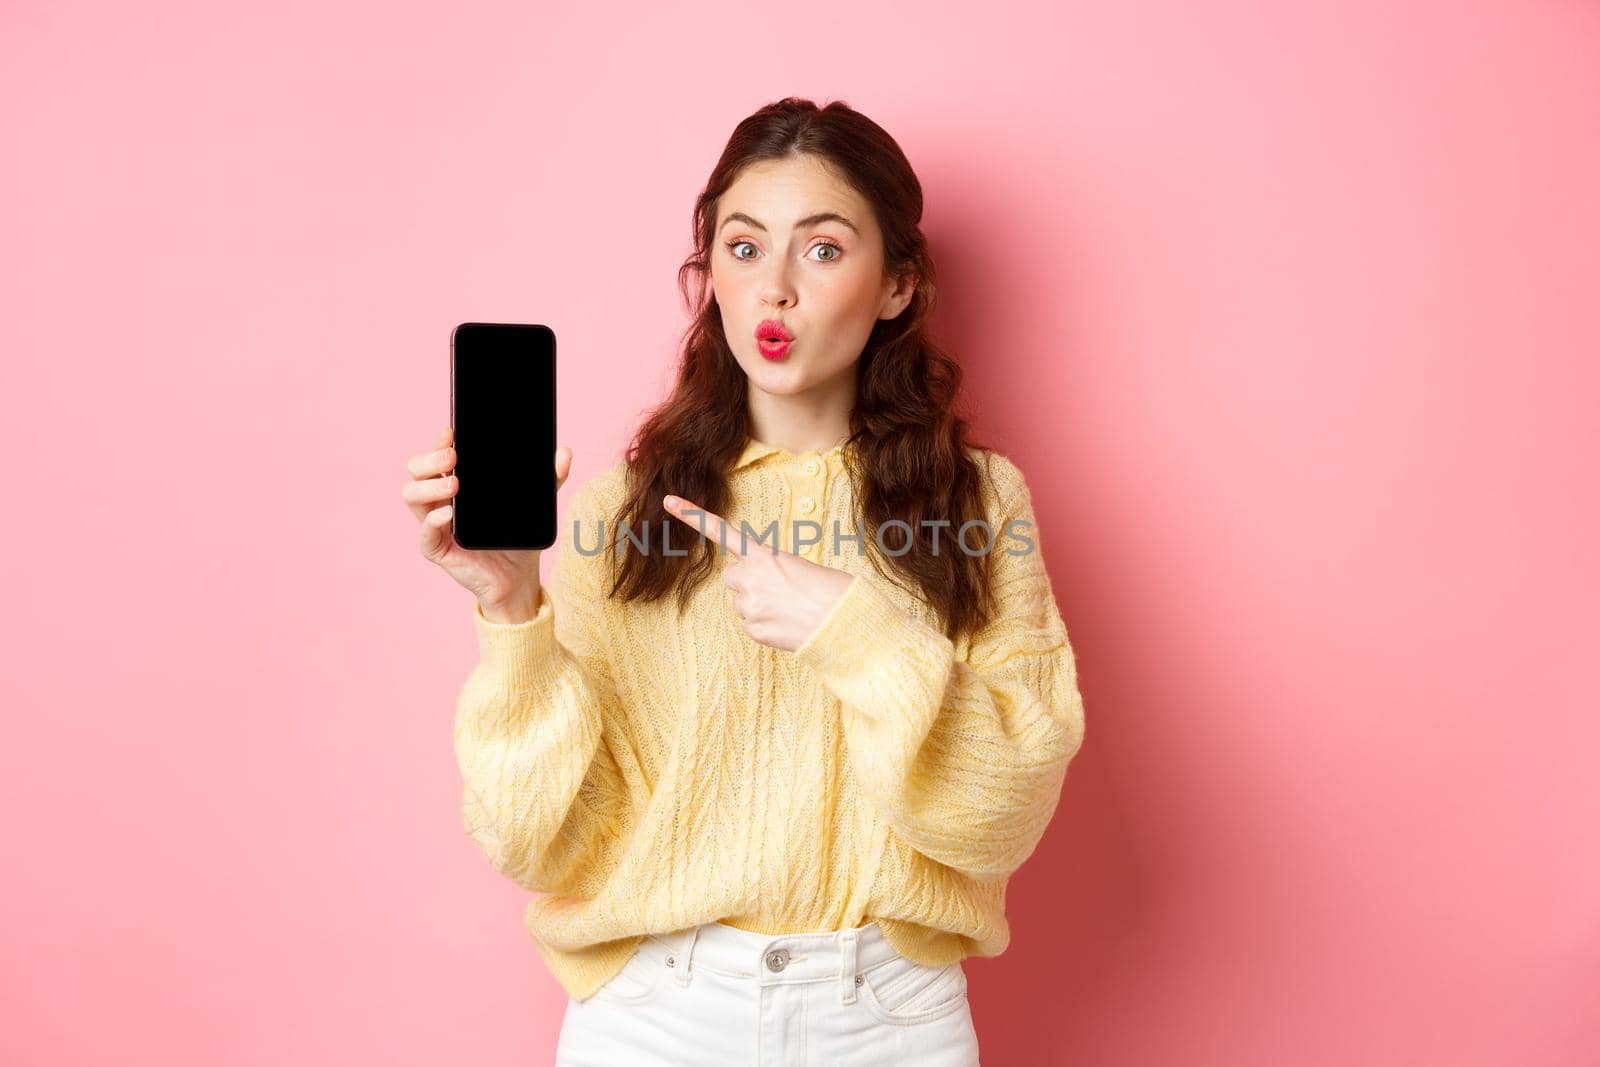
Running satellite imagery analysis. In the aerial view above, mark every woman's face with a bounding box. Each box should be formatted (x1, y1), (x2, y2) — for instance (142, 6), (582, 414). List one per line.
(710, 154), (915, 401)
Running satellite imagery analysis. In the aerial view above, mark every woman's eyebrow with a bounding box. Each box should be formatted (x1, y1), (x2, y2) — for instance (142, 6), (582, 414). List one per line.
(718, 211), (860, 236)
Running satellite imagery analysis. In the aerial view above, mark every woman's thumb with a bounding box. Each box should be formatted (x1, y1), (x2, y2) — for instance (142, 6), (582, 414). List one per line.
(555, 445), (574, 490)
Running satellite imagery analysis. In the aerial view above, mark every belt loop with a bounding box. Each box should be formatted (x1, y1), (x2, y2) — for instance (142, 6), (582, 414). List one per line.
(672, 925), (701, 987)
(838, 927), (859, 1005)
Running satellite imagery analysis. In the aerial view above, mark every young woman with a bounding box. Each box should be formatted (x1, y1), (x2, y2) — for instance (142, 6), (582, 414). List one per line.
(401, 97), (1086, 1066)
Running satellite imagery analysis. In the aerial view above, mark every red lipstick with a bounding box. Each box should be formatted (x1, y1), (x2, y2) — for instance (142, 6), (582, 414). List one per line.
(756, 318), (794, 360)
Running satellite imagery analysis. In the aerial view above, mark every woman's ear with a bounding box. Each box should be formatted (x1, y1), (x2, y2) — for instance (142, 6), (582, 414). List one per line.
(879, 271), (919, 320)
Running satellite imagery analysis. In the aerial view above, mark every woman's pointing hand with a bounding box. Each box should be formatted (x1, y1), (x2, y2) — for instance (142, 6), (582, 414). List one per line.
(663, 493), (855, 653)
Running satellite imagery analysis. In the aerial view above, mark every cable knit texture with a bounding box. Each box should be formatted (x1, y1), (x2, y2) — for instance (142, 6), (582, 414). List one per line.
(452, 437), (1086, 1002)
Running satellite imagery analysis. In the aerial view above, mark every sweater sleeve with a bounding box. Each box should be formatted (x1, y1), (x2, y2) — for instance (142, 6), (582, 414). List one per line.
(792, 470), (1086, 881)
(452, 481), (634, 898)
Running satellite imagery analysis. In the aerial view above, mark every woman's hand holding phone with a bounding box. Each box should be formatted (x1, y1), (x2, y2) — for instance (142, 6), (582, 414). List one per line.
(403, 426), (573, 623)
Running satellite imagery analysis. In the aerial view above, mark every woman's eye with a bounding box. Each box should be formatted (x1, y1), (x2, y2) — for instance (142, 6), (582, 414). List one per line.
(723, 240), (842, 263)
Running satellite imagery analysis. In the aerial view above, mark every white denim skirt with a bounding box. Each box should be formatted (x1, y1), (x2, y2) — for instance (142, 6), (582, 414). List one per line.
(553, 919), (981, 1066)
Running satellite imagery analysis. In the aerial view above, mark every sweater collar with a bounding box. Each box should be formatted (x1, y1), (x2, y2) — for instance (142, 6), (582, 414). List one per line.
(732, 435), (849, 471)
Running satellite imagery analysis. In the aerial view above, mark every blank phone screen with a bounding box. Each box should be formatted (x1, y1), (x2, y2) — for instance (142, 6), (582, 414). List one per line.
(450, 322), (557, 550)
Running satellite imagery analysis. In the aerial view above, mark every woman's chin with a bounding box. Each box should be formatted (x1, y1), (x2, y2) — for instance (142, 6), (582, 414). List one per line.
(737, 348), (857, 397)
(742, 360), (810, 393)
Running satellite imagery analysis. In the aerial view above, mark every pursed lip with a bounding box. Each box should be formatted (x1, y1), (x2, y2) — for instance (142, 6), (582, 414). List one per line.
(755, 319), (794, 343)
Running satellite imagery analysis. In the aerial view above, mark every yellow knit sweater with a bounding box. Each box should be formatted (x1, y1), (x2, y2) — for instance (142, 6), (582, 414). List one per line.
(452, 436), (1086, 1002)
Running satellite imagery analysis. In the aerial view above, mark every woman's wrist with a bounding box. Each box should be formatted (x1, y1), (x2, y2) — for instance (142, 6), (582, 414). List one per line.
(480, 587), (540, 625)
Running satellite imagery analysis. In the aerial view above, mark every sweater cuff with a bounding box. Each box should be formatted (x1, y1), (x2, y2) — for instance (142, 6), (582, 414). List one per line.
(470, 582), (559, 695)
(793, 569), (955, 700)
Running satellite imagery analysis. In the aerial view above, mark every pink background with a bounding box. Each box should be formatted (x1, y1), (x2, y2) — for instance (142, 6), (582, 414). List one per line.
(4, 1), (1597, 1064)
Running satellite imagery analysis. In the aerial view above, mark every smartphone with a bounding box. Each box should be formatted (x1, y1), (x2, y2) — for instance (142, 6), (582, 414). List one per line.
(449, 322), (557, 550)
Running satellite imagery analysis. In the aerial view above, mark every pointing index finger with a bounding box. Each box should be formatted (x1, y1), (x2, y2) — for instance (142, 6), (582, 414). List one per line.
(663, 494), (748, 557)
